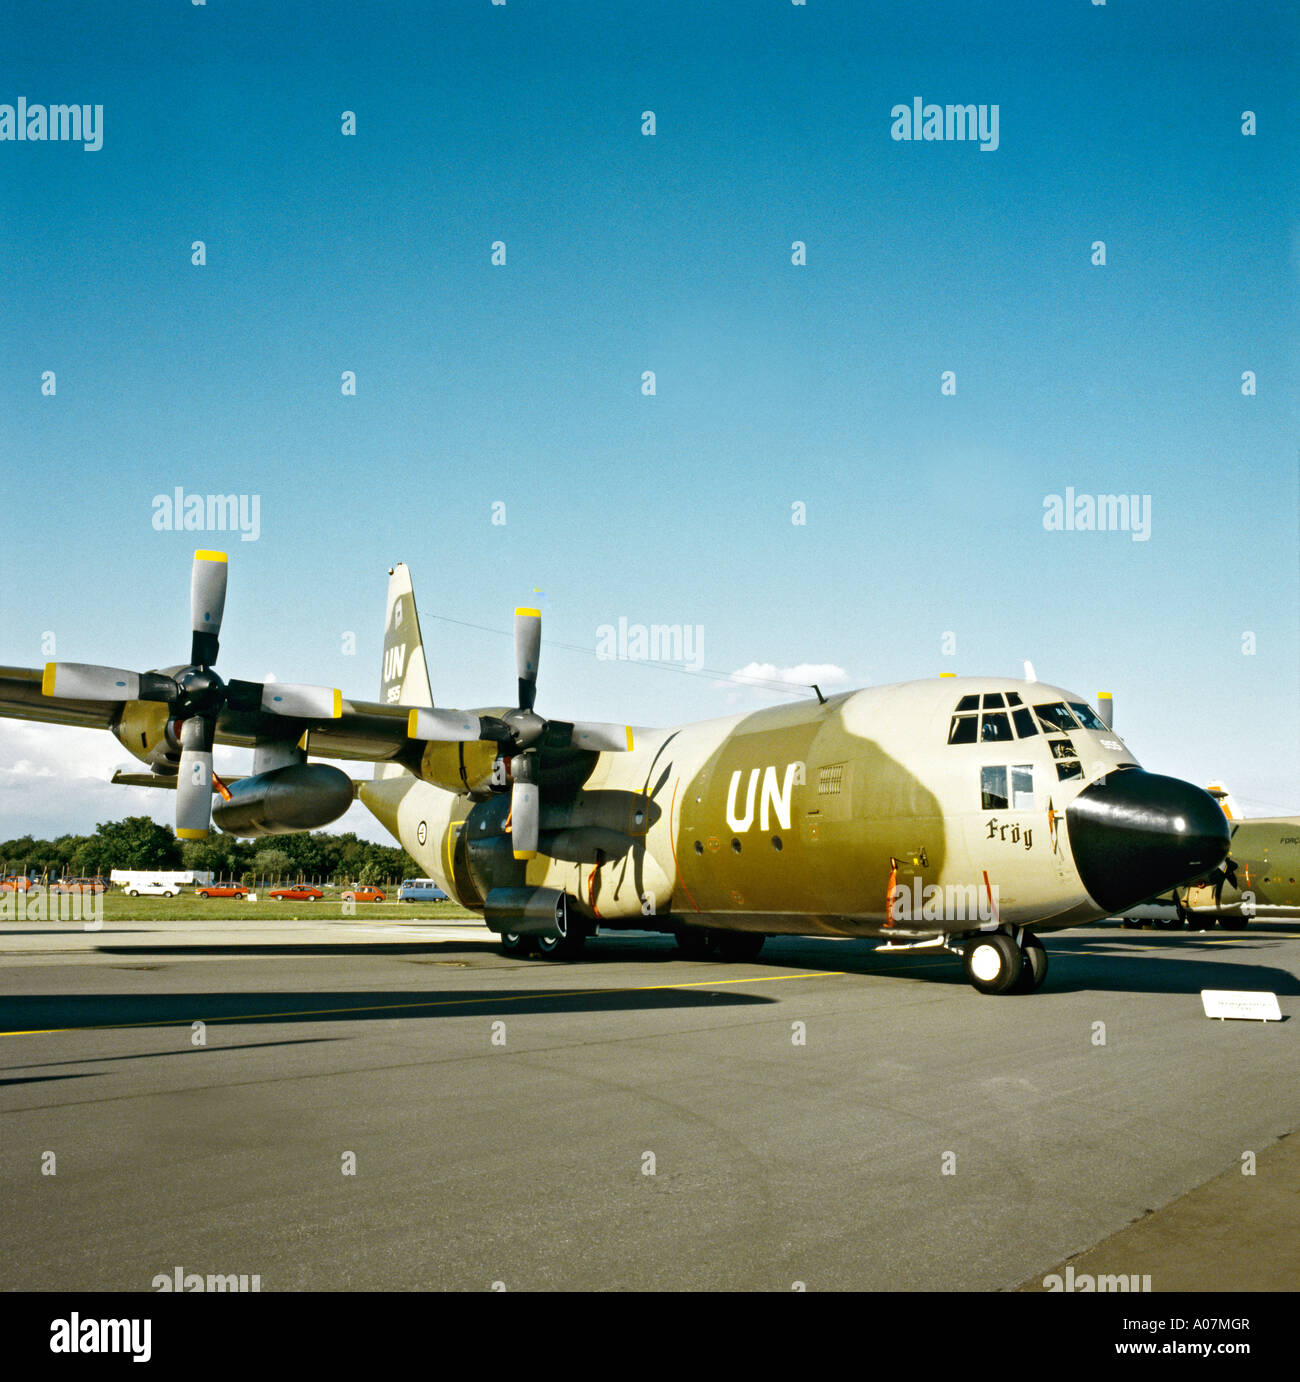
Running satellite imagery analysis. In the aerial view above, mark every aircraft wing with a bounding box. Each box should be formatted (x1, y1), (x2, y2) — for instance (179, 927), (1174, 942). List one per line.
(0, 665), (419, 766)
(0, 666), (119, 729)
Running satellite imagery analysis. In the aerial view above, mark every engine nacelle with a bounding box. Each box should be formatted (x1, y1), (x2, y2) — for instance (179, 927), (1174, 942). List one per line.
(112, 700), (181, 774)
(483, 885), (572, 937)
(213, 763), (353, 838)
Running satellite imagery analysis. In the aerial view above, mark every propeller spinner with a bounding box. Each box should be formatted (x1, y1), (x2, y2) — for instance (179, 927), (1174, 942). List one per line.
(41, 550), (342, 839)
(406, 605), (634, 859)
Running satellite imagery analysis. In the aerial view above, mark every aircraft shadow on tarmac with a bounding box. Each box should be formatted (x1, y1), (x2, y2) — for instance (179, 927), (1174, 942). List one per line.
(0, 984), (774, 1035)
(734, 935), (1300, 998)
(75, 928), (1300, 999)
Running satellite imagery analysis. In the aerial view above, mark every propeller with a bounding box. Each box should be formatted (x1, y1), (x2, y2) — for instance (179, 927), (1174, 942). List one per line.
(1096, 692), (1114, 730)
(41, 550), (342, 839)
(406, 604), (634, 859)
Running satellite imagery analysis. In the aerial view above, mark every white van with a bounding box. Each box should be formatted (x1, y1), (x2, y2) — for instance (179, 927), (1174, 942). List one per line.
(398, 878), (448, 902)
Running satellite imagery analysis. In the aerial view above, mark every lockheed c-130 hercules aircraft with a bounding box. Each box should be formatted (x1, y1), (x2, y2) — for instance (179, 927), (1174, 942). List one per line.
(0, 551), (1231, 995)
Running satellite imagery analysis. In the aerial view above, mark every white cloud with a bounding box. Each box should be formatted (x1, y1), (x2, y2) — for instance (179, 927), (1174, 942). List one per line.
(719, 661), (851, 691)
(711, 661), (853, 707)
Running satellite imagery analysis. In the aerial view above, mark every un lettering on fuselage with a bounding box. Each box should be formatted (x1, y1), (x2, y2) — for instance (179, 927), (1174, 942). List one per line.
(726, 763), (804, 833)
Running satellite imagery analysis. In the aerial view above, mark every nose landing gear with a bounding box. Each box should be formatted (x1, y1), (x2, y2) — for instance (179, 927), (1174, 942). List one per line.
(961, 929), (1048, 995)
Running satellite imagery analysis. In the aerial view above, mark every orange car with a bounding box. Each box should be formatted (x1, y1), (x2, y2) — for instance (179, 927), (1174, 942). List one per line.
(268, 885), (324, 901)
(0, 875), (35, 892)
(341, 887), (386, 903)
(195, 884), (250, 899)
(52, 877), (104, 894)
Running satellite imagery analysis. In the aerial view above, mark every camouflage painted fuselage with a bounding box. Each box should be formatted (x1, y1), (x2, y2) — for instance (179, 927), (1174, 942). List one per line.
(362, 676), (1147, 941)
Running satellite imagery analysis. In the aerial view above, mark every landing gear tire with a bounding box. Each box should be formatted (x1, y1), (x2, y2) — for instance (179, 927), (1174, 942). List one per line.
(675, 928), (713, 959)
(713, 932), (765, 962)
(962, 932), (1023, 995)
(537, 926), (587, 960)
(1010, 934), (1048, 993)
(500, 931), (538, 958)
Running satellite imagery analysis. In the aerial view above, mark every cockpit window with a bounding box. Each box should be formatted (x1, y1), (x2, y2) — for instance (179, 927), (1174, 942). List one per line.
(1068, 701), (1109, 731)
(1006, 691), (1023, 705)
(981, 765), (1008, 810)
(955, 695), (980, 712)
(982, 693), (1005, 709)
(948, 715), (978, 744)
(1034, 702), (1080, 733)
(1011, 708), (1037, 738)
(1011, 764), (1035, 809)
(980, 712), (1014, 742)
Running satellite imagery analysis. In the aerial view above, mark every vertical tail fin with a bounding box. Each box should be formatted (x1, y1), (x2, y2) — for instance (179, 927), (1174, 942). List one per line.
(377, 564), (433, 779)
(1205, 782), (1239, 820)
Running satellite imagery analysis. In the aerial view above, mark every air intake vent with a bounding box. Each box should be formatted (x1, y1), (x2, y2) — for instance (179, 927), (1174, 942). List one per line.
(818, 763), (845, 796)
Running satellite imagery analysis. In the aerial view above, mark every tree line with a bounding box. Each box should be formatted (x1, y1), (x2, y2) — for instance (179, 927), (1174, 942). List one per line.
(0, 816), (423, 887)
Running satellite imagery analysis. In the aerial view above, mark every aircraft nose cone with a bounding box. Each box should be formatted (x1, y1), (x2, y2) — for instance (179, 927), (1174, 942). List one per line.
(1066, 771), (1230, 914)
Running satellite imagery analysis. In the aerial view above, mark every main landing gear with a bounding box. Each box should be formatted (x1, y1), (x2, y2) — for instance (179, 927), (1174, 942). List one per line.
(961, 929), (1048, 995)
(499, 919), (590, 960)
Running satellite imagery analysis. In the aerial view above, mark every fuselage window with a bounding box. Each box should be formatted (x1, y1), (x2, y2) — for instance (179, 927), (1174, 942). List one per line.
(1068, 702), (1109, 731)
(981, 712), (1013, 742)
(981, 765), (1009, 810)
(1011, 765), (1035, 809)
(1012, 707), (1037, 738)
(1035, 702), (1080, 733)
(948, 715), (978, 744)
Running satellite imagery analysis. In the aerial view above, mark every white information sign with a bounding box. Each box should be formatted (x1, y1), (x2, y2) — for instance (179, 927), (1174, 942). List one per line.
(1200, 990), (1282, 1022)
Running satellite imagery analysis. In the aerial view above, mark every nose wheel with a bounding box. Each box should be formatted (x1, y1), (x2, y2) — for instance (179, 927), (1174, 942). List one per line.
(961, 930), (1048, 994)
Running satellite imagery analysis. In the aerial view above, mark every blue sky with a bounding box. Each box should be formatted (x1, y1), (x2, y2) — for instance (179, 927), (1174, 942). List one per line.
(1, 0), (1296, 840)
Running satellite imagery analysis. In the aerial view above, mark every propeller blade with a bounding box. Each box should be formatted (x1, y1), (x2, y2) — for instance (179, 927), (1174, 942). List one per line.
(190, 550), (228, 666)
(42, 663), (177, 703)
(1096, 692), (1114, 730)
(407, 707), (483, 742)
(259, 684), (343, 719)
(510, 778), (539, 860)
(175, 718), (215, 839)
(515, 607), (541, 712)
(567, 721), (635, 753)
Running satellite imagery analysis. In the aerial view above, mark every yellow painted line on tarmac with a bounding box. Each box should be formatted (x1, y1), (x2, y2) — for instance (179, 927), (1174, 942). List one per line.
(0, 969), (851, 1038)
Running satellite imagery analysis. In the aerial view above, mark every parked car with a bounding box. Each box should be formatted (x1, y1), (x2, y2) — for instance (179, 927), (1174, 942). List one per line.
(342, 886), (386, 903)
(0, 875), (36, 892)
(398, 878), (448, 902)
(268, 885), (324, 902)
(122, 879), (181, 897)
(195, 884), (250, 899)
(53, 877), (106, 894)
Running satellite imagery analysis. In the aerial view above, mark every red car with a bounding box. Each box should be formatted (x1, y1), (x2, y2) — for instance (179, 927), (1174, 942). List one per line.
(195, 884), (250, 899)
(268, 885), (324, 901)
(341, 887), (386, 903)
